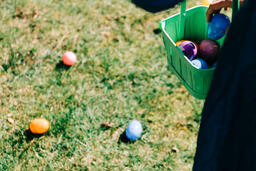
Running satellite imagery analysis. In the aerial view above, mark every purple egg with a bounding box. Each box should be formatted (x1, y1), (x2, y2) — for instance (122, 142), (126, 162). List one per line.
(178, 41), (198, 60)
(199, 40), (220, 64)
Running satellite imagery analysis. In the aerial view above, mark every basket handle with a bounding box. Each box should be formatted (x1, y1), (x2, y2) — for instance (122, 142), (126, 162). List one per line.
(232, 0), (239, 19)
(179, 0), (186, 36)
(179, 0), (240, 34)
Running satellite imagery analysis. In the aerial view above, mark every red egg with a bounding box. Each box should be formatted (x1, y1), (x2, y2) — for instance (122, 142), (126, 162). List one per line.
(199, 40), (220, 64)
(62, 52), (77, 66)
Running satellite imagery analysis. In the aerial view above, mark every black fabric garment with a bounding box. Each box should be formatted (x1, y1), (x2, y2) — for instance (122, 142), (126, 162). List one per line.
(132, 0), (181, 13)
(193, 0), (256, 170)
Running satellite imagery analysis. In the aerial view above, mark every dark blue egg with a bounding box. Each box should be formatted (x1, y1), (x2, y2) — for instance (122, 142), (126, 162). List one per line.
(208, 14), (230, 40)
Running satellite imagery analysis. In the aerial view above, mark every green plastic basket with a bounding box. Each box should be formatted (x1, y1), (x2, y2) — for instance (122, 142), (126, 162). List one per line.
(160, 0), (239, 99)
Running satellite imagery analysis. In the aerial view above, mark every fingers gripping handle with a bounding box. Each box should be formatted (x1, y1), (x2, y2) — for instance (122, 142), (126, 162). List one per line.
(232, 0), (239, 19)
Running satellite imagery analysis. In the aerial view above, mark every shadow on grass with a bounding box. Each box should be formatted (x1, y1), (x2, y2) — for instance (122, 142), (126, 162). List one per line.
(24, 129), (45, 142)
(17, 130), (49, 159)
(153, 28), (161, 35)
(131, 0), (180, 13)
(118, 131), (135, 144)
(55, 61), (71, 71)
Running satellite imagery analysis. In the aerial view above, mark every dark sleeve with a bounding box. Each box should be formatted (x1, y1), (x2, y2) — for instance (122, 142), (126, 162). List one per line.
(132, 0), (182, 13)
(193, 0), (256, 170)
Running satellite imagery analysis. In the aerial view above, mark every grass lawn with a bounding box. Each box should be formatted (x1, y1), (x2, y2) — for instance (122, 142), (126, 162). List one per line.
(0, 0), (208, 170)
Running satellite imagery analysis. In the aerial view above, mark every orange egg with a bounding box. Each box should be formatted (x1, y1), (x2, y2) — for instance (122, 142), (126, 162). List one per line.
(176, 40), (187, 46)
(62, 51), (77, 66)
(30, 118), (50, 134)
(201, 0), (211, 6)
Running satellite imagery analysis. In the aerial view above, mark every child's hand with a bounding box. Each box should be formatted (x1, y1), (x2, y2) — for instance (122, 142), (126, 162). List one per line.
(206, 0), (244, 22)
(206, 0), (232, 22)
